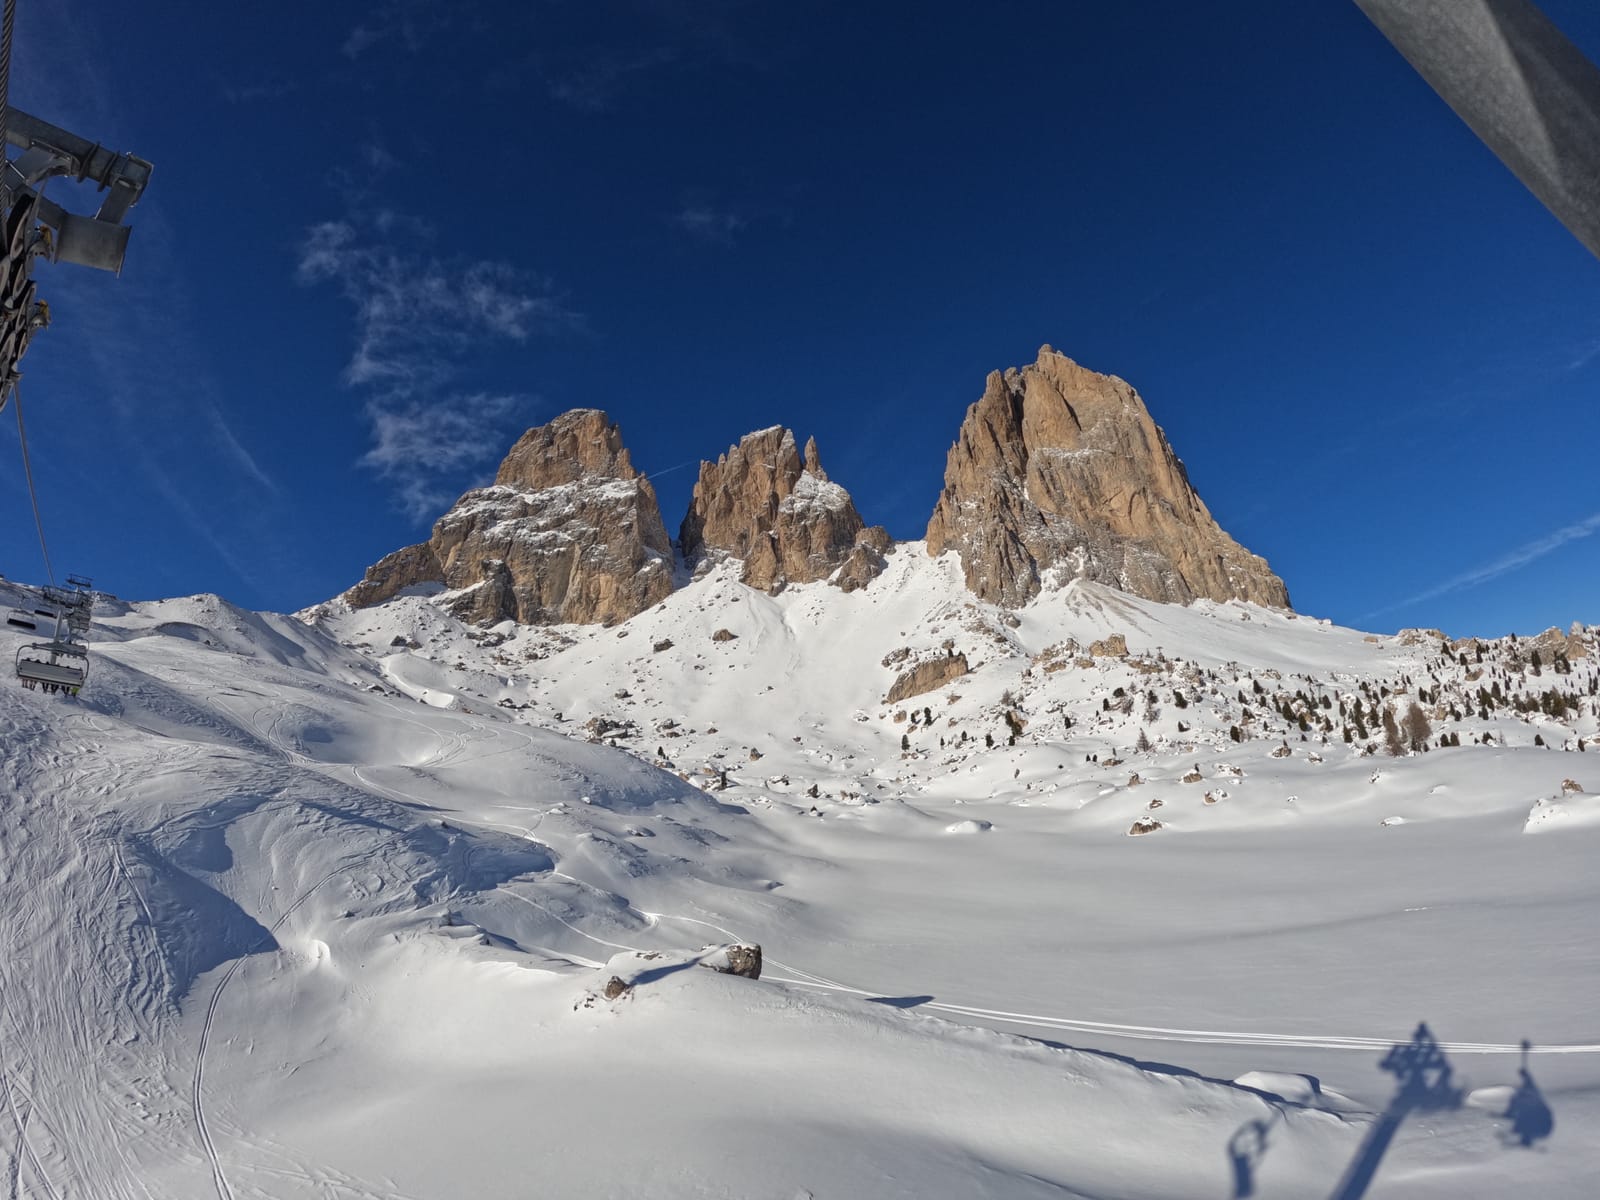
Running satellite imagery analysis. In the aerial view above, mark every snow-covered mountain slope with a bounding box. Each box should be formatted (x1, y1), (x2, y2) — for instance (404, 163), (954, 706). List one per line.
(3, 562), (1597, 1198)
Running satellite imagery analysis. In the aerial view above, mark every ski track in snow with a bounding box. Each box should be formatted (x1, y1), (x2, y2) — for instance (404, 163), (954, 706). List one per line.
(192, 863), (351, 1200)
(0, 1062), (60, 1200)
(636, 912), (1600, 1058)
(327, 704), (1600, 1067)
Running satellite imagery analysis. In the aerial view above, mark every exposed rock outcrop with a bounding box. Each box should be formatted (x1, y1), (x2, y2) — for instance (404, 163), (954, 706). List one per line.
(925, 347), (1290, 609)
(680, 427), (889, 593)
(1533, 625), (1590, 661)
(1088, 634), (1129, 659)
(699, 943), (763, 980)
(343, 542), (446, 609)
(885, 652), (971, 704)
(344, 409), (673, 625)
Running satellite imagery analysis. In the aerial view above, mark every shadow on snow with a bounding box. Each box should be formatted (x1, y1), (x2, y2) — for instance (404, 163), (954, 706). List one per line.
(1225, 1023), (1555, 1200)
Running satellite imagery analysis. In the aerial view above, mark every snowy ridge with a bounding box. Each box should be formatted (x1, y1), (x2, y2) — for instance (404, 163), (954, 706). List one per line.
(780, 469), (853, 513)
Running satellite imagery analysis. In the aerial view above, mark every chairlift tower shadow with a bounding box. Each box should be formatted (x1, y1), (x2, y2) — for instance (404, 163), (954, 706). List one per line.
(1329, 1022), (1463, 1200)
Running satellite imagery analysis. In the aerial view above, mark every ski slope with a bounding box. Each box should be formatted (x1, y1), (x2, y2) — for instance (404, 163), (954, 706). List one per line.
(1, 564), (1596, 1198)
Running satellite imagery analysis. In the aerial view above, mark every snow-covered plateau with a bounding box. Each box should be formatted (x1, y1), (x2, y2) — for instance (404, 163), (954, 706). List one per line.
(2, 550), (1596, 1199)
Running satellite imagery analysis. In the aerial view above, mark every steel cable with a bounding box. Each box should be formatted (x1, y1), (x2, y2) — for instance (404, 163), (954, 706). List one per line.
(13, 379), (55, 585)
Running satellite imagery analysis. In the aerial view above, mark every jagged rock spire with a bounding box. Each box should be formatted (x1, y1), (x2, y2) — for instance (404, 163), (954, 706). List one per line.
(680, 427), (889, 593)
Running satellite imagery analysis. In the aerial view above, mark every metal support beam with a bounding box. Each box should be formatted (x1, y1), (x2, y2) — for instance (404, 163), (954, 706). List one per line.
(1354, 0), (1600, 261)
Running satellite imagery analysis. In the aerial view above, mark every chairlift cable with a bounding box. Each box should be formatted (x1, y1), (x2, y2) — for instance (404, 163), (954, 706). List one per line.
(0, 0), (14, 157)
(12, 379), (56, 586)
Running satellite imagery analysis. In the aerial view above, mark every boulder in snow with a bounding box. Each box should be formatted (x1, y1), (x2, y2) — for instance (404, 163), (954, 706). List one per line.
(700, 944), (762, 980)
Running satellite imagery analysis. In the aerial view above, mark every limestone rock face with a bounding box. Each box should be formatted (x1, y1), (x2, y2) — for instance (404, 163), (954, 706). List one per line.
(680, 427), (888, 592)
(343, 542), (446, 610)
(1088, 634), (1129, 659)
(344, 409), (673, 625)
(885, 652), (971, 704)
(925, 347), (1290, 609)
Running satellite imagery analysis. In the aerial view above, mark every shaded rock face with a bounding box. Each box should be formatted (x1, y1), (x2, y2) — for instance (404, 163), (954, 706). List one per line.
(925, 347), (1290, 610)
(344, 409), (673, 625)
(680, 427), (888, 592)
(343, 542), (446, 610)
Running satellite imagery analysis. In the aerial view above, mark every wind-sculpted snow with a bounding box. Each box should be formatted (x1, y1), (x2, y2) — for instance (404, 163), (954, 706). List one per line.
(3, 572), (1598, 1196)
(0, 579), (785, 1197)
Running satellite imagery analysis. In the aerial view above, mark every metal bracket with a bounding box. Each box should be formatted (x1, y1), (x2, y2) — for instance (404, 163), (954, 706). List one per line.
(3, 107), (153, 273)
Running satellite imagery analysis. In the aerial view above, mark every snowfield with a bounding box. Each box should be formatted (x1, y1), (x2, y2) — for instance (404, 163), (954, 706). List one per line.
(1, 557), (1596, 1198)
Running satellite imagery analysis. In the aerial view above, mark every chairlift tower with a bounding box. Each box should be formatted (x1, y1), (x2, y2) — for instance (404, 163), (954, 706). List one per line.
(0, 108), (153, 411)
(0, 0), (151, 696)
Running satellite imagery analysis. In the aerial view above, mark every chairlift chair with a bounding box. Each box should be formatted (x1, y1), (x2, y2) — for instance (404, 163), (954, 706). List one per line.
(5, 608), (38, 631)
(15, 639), (87, 694)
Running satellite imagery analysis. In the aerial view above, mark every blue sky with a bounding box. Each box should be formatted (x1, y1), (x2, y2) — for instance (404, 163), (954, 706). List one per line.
(3, 0), (1597, 638)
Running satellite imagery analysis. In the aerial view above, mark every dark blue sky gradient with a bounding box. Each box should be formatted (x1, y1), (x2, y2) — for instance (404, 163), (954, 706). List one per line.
(4, 0), (1597, 637)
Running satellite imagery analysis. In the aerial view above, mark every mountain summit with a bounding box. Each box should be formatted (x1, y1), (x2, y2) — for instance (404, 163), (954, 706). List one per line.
(679, 426), (890, 593)
(343, 348), (1288, 625)
(925, 347), (1289, 609)
(344, 409), (673, 625)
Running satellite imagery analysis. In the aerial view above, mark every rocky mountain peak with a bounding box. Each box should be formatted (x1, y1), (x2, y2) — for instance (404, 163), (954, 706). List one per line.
(680, 427), (889, 593)
(494, 408), (643, 491)
(925, 346), (1289, 610)
(802, 434), (824, 476)
(343, 409), (672, 625)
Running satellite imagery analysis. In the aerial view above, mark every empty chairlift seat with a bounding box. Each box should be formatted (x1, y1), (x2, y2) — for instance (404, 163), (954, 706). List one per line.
(5, 608), (38, 631)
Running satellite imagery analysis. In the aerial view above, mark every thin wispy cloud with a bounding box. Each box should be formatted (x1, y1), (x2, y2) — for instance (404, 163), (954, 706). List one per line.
(204, 408), (281, 496)
(360, 141), (401, 173)
(672, 202), (749, 246)
(341, 0), (452, 60)
(1568, 336), (1600, 372)
(220, 76), (301, 105)
(1370, 510), (1600, 618)
(544, 47), (680, 112)
(297, 207), (576, 517)
(31, 255), (289, 586)
(296, 218), (574, 389)
(363, 394), (521, 518)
